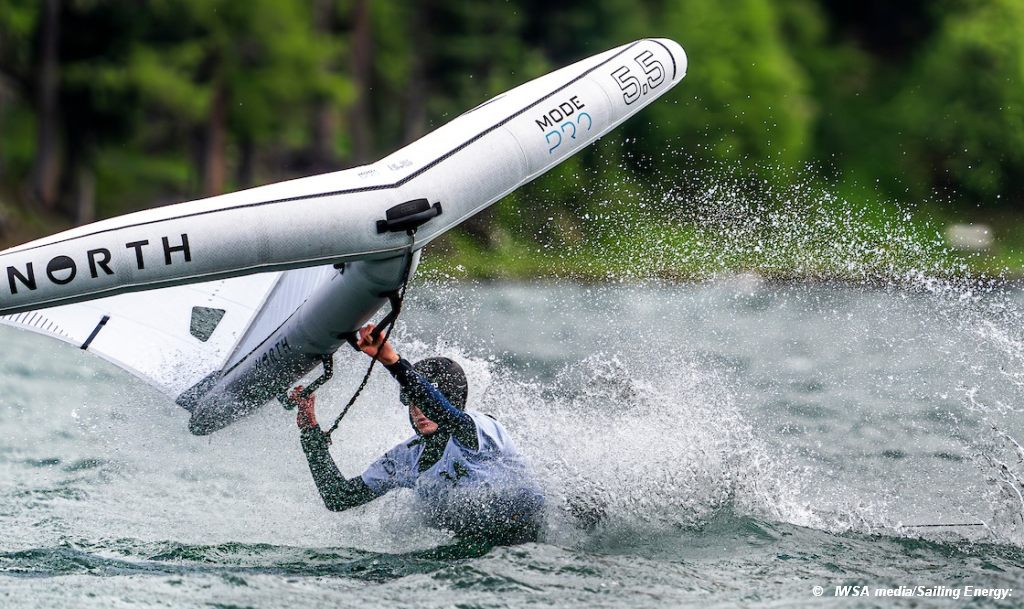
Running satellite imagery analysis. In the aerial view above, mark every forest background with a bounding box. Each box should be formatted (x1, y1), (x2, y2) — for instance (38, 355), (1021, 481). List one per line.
(1, 0), (1022, 278)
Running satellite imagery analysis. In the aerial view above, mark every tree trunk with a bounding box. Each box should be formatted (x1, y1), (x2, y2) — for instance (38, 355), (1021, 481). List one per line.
(311, 106), (340, 172)
(402, 1), (430, 143)
(310, 0), (339, 173)
(30, 0), (61, 211)
(348, 0), (374, 164)
(0, 75), (14, 182)
(237, 136), (255, 188)
(64, 130), (97, 225)
(72, 159), (96, 225)
(203, 80), (228, 196)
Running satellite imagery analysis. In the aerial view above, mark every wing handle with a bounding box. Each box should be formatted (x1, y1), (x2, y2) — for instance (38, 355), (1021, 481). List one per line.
(376, 199), (442, 233)
(279, 354), (334, 410)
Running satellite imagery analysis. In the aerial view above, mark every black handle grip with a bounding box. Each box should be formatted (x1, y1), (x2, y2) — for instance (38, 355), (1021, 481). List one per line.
(376, 199), (442, 233)
(279, 354), (334, 410)
(370, 292), (403, 342)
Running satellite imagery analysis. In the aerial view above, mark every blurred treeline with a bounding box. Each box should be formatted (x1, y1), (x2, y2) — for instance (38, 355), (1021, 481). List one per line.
(0, 0), (1022, 252)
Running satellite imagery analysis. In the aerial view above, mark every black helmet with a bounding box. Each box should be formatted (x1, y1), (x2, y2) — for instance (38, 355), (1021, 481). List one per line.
(400, 357), (468, 410)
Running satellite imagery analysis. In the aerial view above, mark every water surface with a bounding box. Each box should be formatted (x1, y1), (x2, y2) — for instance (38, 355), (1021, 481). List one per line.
(3, 279), (1024, 607)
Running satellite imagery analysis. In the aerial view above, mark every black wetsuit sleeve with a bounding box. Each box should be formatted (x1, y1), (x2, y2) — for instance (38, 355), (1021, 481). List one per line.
(384, 358), (479, 450)
(299, 428), (379, 512)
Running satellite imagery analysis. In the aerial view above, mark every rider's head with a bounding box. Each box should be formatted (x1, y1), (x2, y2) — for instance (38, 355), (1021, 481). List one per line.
(400, 357), (468, 436)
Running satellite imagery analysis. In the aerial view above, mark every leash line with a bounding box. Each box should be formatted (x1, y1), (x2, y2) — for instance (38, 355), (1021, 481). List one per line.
(323, 230), (417, 441)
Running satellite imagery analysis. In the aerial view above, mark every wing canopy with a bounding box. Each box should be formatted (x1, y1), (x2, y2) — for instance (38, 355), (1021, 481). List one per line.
(0, 267), (335, 397)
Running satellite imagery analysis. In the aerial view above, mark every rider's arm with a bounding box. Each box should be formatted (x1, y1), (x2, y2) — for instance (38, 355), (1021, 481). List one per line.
(293, 387), (378, 512)
(354, 323), (479, 449)
(384, 357), (479, 450)
(299, 428), (379, 512)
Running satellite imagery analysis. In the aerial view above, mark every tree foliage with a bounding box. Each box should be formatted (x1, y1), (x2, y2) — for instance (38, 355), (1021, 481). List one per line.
(898, 0), (1024, 203)
(644, 0), (814, 171)
(0, 0), (1021, 239)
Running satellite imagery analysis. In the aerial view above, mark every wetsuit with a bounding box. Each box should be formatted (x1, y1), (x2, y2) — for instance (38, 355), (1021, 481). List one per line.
(300, 358), (544, 544)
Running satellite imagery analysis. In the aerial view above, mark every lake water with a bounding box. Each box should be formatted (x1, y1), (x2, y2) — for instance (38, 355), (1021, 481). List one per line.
(3, 276), (1024, 607)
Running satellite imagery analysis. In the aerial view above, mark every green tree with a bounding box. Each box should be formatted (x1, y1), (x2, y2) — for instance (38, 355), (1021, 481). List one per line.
(128, 0), (352, 195)
(640, 0), (815, 175)
(0, 0), (41, 196)
(897, 0), (1024, 207)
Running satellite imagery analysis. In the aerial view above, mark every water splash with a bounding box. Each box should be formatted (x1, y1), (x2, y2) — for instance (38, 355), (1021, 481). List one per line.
(506, 158), (1024, 546)
(386, 328), (819, 548)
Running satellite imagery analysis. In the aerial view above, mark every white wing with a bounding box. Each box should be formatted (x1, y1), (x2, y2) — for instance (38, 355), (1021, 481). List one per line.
(0, 39), (687, 317)
(0, 266), (336, 397)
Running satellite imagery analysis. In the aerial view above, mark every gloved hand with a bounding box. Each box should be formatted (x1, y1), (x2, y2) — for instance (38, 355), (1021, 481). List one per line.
(291, 385), (318, 430)
(356, 323), (400, 365)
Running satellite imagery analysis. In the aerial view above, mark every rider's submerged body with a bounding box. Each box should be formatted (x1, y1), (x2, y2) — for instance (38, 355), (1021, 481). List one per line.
(294, 324), (545, 544)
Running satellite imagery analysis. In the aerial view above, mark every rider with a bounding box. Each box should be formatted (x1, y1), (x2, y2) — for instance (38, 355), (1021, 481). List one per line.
(293, 324), (545, 544)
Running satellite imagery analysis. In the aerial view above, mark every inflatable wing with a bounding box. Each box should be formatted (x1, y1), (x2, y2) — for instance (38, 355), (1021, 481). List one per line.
(0, 39), (687, 433)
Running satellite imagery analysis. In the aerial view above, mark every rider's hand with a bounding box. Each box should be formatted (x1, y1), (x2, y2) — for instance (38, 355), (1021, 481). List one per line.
(356, 323), (400, 365)
(291, 386), (318, 430)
